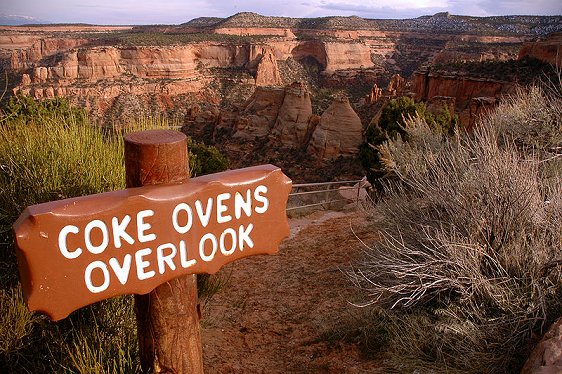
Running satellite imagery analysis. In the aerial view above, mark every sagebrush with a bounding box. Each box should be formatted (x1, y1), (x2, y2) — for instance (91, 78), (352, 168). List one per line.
(350, 85), (562, 373)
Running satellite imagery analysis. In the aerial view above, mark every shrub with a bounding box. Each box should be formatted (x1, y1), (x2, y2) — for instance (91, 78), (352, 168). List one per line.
(349, 86), (562, 373)
(187, 138), (229, 177)
(360, 96), (457, 188)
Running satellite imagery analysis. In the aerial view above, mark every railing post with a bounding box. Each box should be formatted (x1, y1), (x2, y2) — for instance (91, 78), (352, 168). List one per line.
(124, 129), (204, 374)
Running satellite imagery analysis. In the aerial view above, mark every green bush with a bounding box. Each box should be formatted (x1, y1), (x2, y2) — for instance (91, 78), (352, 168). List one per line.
(0, 97), (228, 372)
(349, 86), (562, 373)
(187, 138), (229, 177)
(360, 96), (457, 188)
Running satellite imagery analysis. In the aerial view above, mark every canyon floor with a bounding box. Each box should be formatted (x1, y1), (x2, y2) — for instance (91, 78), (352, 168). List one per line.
(201, 207), (385, 373)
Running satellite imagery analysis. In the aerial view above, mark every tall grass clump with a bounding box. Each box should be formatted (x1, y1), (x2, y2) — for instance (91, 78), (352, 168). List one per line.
(349, 85), (562, 373)
(0, 96), (228, 372)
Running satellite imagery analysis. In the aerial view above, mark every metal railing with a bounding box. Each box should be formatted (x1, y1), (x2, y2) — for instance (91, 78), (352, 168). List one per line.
(286, 178), (367, 212)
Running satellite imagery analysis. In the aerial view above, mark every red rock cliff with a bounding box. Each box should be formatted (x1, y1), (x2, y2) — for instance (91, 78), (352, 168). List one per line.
(518, 32), (562, 66)
(308, 96), (363, 159)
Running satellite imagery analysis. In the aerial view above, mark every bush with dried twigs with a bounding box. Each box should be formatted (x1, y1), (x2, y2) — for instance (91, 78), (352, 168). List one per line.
(349, 85), (562, 373)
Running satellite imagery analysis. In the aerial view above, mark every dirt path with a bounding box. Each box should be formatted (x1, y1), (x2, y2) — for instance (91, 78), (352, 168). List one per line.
(201, 209), (384, 373)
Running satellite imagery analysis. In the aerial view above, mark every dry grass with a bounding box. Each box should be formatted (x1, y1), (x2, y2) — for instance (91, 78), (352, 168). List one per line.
(349, 85), (562, 373)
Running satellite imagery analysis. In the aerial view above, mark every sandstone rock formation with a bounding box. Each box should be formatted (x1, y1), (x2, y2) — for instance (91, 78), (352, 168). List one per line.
(366, 84), (382, 104)
(309, 96), (363, 159)
(412, 70), (514, 128)
(412, 71), (515, 105)
(462, 96), (497, 131)
(323, 42), (375, 73)
(385, 74), (406, 96)
(4, 14), (559, 132)
(364, 74), (406, 106)
(426, 96), (456, 118)
(518, 32), (562, 66)
(255, 47), (282, 86)
(3, 14), (559, 183)
(219, 83), (362, 158)
(232, 86), (286, 139)
(521, 318), (562, 374)
(10, 37), (89, 70)
(270, 82), (314, 147)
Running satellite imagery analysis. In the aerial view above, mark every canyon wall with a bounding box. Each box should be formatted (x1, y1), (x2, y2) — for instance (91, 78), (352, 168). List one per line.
(2, 16), (557, 159)
(518, 32), (562, 66)
(412, 70), (516, 129)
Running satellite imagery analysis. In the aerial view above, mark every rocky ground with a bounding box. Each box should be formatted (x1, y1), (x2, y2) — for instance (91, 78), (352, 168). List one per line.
(201, 208), (385, 373)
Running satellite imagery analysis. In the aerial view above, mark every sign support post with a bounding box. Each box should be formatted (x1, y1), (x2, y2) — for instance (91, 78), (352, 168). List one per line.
(13, 129), (292, 372)
(124, 130), (203, 374)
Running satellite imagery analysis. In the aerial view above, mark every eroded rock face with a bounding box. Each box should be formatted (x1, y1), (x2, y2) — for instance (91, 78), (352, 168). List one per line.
(521, 318), (562, 374)
(5, 17), (547, 126)
(461, 96), (497, 131)
(324, 42), (374, 73)
(232, 86), (286, 139)
(270, 82), (314, 147)
(412, 70), (513, 128)
(10, 37), (89, 70)
(385, 74), (406, 96)
(223, 83), (359, 157)
(27, 46), (201, 83)
(518, 32), (562, 66)
(413, 71), (514, 104)
(308, 96), (363, 159)
(366, 83), (382, 104)
(255, 47), (282, 86)
(426, 95), (456, 117)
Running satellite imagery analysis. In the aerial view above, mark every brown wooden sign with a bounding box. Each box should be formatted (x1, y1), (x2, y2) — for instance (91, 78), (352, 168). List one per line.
(13, 164), (291, 321)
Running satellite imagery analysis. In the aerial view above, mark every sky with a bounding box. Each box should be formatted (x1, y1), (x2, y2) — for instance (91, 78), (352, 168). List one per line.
(1, 0), (561, 25)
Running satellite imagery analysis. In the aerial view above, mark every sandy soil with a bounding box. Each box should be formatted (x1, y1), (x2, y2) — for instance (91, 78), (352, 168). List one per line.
(201, 208), (384, 373)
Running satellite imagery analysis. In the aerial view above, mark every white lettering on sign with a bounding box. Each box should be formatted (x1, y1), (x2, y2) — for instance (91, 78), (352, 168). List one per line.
(179, 241), (196, 269)
(109, 255), (132, 285)
(195, 198), (213, 227)
(57, 185), (271, 294)
(58, 225), (81, 259)
(84, 261), (110, 293)
(254, 185), (268, 213)
(234, 189), (252, 219)
(172, 203), (193, 234)
(220, 228), (237, 256)
(157, 243), (177, 274)
(112, 215), (134, 248)
(135, 248), (155, 281)
(199, 233), (218, 262)
(84, 219), (109, 254)
(216, 193), (232, 224)
(137, 210), (156, 243)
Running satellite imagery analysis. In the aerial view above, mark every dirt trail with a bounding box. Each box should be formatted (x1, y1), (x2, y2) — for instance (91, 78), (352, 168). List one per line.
(201, 209), (383, 373)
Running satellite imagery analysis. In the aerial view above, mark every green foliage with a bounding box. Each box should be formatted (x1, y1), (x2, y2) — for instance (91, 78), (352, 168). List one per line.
(360, 96), (456, 187)
(377, 96), (427, 137)
(188, 138), (229, 177)
(0, 287), (40, 357)
(0, 97), (229, 372)
(1, 94), (85, 125)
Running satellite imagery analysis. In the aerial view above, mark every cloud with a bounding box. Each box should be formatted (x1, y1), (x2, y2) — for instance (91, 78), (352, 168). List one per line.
(310, 1), (447, 18)
(314, 0), (561, 18)
(474, 0), (562, 15)
(3, 0), (561, 25)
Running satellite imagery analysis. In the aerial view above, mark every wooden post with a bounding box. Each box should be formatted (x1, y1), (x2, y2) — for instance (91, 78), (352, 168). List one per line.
(124, 129), (203, 374)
